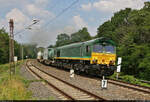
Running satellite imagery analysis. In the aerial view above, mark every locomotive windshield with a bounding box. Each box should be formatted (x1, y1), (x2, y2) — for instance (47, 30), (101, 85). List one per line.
(104, 45), (115, 53)
(93, 44), (115, 53)
(93, 45), (103, 53)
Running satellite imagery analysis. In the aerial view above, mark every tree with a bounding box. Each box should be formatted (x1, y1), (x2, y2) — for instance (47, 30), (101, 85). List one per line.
(23, 44), (38, 59)
(55, 28), (92, 47)
(0, 28), (9, 64)
(71, 27), (91, 43)
(48, 45), (54, 48)
(97, 21), (115, 39)
(0, 28), (23, 64)
(97, 8), (132, 43)
(96, 1), (150, 80)
(55, 33), (70, 47)
(143, 2), (150, 10)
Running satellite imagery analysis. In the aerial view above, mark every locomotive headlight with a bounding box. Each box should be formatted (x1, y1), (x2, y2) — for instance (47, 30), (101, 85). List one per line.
(102, 59), (105, 63)
(93, 59), (97, 63)
(109, 60), (114, 65)
(92, 59), (95, 63)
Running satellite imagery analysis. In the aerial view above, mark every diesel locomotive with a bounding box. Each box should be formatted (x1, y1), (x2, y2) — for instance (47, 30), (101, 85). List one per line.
(37, 37), (117, 76)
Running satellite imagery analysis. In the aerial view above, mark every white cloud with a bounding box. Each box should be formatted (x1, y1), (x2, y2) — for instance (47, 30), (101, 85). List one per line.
(35, 0), (49, 7)
(81, 3), (92, 11)
(72, 15), (96, 36)
(93, 0), (146, 12)
(0, 0), (55, 46)
(6, 8), (29, 24)
(0, 0), (26, 4)
(0, 0), (30, 10)
(6, 8), (30, 31)
(56, 25), (77, 36)
(73, 15), (88, 29)
(25, 4), (54, 19)
(81, 0), (146, 13)
(62, 26), (76, 35)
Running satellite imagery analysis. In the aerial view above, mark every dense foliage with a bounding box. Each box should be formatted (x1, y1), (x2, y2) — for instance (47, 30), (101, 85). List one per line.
(97, 2), (150, 80)
(0, 29), (9, 64)
(55, 27), (92, 47)
(23, 44), (38, 59)
(0, 29), (38, 64)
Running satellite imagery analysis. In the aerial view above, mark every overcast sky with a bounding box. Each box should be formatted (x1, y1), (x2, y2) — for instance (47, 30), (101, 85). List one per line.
(0, 0), (149, 47)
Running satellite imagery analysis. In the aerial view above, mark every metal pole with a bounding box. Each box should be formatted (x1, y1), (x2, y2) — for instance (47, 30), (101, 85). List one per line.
(12, 21), (15, 74)
(9, 21), (12, 78)
(22, 44), (23, 62)
(9, 19), (15, 75)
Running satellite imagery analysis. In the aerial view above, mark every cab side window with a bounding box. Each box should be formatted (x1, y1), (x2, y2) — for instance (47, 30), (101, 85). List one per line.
(57, 50), (60, 57)
(86, 45), (90, 53)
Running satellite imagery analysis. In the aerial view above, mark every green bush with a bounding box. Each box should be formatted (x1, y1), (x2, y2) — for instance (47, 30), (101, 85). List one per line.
(117, 44), (150, 81)
(120, 75), (140, 84)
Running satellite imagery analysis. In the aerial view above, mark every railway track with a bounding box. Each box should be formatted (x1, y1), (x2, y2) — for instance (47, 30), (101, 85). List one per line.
(108, 79), (150, 95)
(26, 60), (105, 100)
(34, 60), (150, 99)
(78, 72), (150, 95)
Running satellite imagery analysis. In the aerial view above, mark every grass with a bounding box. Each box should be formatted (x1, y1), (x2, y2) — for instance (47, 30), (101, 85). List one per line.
(108, 72), (150, 87)
(0, 60), (54, 100)
(0, 61), (33, 100)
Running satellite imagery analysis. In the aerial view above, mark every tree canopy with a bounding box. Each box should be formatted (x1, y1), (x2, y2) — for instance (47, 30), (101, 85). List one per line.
(0, 29), (38, 64)
(97, 2), (150, 80)
(0, 28), (9, 64)
(55, 27), (92, 47)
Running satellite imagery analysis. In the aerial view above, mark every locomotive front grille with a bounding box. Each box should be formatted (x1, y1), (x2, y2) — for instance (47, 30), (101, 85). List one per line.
(91, 52), (116, 65)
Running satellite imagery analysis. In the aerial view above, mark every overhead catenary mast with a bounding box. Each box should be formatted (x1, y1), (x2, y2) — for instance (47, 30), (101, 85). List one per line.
(9, 19), (15, 75)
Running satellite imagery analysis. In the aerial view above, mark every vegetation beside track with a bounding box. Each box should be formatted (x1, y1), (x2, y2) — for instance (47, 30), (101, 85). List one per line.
(0, 61), (32, 100)
(109, 72), (150, 87)
(0, 60), (55, 100)
(0, 29), (38, 65)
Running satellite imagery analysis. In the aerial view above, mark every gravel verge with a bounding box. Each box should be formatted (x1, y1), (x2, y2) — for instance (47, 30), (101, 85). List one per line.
(19, 62), (60, 100)
(34, 60), (150, 100)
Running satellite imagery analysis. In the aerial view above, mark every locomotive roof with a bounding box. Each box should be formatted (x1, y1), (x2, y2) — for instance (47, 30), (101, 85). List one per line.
(55, 37), (116, 50)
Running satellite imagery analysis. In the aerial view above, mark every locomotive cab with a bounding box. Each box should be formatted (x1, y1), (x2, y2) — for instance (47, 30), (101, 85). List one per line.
(90, 39), (116, 76)
(91, 43), (116, 66)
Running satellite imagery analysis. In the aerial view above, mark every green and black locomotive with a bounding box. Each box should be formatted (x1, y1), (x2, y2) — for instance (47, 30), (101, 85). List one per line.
(38, 37), (116, 76)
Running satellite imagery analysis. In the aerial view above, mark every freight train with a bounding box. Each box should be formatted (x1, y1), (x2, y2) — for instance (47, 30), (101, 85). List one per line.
(37, 37), (116, 77)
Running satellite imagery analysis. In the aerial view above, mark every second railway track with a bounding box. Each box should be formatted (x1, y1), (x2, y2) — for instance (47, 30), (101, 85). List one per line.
(26, 60), (106, 100)
(107, 79), (150, 95)
(37, 60), (150, 95)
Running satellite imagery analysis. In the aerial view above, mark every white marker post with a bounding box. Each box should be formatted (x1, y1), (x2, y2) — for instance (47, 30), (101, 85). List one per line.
(14, 56), (17, 62)
(14, 56), (18, 74)
(116, 57), (122, 79)
(70, 69), (74, 78)
(101, 76), (107, 89)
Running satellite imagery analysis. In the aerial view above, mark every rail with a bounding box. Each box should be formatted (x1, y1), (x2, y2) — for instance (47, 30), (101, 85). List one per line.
(26, 60), (106, 100)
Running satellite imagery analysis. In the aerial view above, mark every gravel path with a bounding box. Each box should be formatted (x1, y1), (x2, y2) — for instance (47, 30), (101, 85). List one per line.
(20, 62), (60, 100)
(34, 60), (150, 100)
